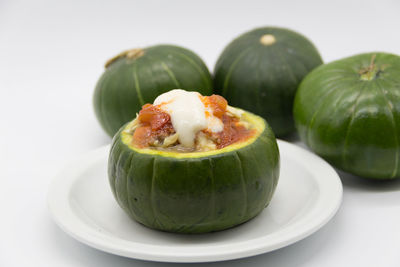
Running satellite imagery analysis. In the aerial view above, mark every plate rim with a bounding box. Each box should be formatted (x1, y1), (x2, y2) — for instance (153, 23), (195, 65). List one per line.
(48, 140), (343, 263)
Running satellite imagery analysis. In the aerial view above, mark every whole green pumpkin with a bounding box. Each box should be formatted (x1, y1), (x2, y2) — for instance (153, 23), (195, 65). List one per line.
(108, 109), (280, 233)
(93, 45), (212, 137)
(213, 27), (323, 137)
(294, 52), (400, 179)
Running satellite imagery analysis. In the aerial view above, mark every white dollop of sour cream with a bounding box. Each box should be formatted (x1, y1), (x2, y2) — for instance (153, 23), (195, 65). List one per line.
(153, 89), (223, 147)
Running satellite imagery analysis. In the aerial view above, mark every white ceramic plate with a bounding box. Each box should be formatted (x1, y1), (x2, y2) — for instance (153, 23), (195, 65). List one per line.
(48, 140), (342, 263)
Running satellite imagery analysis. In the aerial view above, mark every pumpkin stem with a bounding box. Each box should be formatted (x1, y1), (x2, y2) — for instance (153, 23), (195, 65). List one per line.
(105, 48), (145, 68)
(359, 54), (381, 81)
(260, 34), (276, 46)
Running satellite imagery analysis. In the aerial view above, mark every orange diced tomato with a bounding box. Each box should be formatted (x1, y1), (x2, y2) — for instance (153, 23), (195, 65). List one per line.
(209, 95), (227, 118)
(133, 126), (152, 148)
(138, 104), (171, 130)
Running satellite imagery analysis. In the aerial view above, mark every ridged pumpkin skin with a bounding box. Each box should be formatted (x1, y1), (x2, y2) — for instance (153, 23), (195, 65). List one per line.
(294, 52), (400, 179)
(108, 110), (280, 234)
(214, 27), (323, 137)
(94, 45), (212, 137)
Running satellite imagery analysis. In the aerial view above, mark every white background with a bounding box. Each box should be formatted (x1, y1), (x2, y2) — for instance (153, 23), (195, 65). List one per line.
(1, 0), (400, 266)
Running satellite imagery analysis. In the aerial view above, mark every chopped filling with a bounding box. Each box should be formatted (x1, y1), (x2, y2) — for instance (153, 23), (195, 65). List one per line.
(128, 90), (256, 152)
(132, 104), (175, 148)
(213, 114), (253, 149)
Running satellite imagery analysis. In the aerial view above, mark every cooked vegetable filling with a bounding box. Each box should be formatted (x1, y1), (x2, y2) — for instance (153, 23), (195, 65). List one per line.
(127, 90), (256, 152)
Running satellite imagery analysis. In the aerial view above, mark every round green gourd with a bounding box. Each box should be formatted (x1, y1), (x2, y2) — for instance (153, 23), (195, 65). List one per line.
(213, 27), (323, 137)
(108, 110), (280, 233)
(294, 52), (400, 179)
(94, 45), (213, 137)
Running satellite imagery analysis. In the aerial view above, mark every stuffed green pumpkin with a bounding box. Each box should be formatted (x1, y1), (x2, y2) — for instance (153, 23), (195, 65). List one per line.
(108, 90), (280, 233)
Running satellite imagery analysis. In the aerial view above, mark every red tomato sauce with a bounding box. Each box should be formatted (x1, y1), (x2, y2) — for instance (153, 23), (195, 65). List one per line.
(210, 114), (256, 149)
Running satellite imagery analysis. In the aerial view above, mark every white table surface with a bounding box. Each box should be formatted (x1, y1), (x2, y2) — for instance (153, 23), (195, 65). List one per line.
(1, 0), (400, 266)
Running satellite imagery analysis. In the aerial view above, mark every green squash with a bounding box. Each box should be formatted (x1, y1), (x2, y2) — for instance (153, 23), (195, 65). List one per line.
(94, 45), (213, 137)
(213, 27), (323, 137)
(294, 52), (400, 179)
(108, 109), (280, 233)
